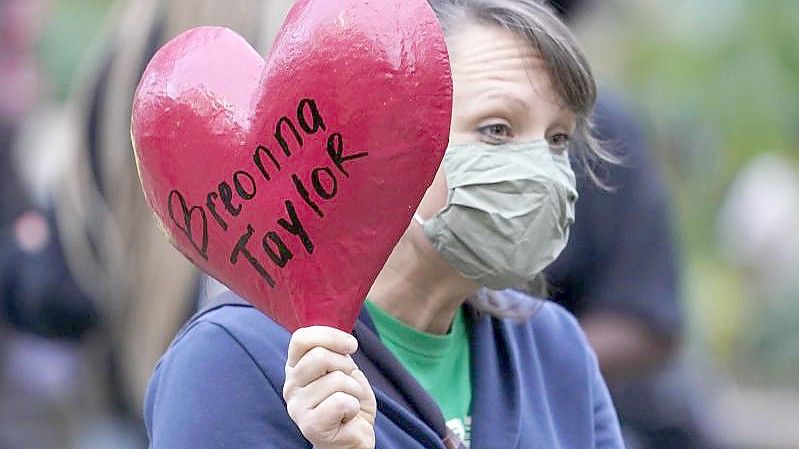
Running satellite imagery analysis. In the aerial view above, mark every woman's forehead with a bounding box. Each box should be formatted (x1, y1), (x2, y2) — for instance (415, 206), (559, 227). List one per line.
(451, 30), (543, 73)
(449, 23), (565, 110)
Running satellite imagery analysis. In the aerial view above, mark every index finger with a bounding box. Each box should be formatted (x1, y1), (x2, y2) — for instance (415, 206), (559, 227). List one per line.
(287, 326), (358, 368)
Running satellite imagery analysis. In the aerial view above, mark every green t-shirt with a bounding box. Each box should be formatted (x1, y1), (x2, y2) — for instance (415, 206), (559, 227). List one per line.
(364, 300), (472, 446)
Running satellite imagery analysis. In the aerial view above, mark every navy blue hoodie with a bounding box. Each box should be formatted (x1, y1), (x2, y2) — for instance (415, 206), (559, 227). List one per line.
(145, 291), (625, 448)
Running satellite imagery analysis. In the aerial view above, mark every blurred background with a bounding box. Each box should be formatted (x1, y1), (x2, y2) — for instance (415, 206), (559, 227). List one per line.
(573, 1), (799, 448)
(0, 0), (797, 448)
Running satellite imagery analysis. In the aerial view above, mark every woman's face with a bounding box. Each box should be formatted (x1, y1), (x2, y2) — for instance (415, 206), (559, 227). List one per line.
(415, 22), (577, 220)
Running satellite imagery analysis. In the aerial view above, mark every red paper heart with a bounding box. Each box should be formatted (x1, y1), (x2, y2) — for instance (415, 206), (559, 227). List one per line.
(131, 0), (452, 331)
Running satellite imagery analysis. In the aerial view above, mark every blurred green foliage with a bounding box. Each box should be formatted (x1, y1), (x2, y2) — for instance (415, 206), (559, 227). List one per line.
(622, 0), (799, 216)
(38, 0), (113, 101)
(578, 0), (799, 386)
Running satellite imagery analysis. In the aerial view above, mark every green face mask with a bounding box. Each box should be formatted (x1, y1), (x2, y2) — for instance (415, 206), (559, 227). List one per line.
(414, 140), (578, 289)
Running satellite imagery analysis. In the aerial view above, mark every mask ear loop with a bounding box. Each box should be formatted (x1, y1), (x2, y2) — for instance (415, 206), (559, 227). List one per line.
(413, 212), (426, 226)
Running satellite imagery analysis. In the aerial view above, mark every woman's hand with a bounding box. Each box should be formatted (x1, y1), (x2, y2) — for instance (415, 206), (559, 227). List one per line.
(283, 326), (377, 449)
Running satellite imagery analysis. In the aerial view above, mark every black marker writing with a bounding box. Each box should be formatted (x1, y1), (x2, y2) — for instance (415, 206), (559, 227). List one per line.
(326, 132), (368, 178)
(206, 191), (228, 231)
(292, 173), (324, 218)
(262, 231), (292, 268)
(230, 224), (276, 287)
(234, 170), (257, 200)
(218, 181), (242, 217)
(254, 144), (280, 181)
(168, 190), (208, 260)
(311, 167), (338, 200)
(275, 116), (303, 157)
(297, 98), (326, 134)
(167, 98), (371, 292)
(277, 200), (314, 255)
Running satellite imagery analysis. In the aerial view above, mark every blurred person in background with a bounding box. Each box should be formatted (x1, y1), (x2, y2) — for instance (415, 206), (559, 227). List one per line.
(0, 0), (40, 228)
(717, 153), (799, 388)
(541, 1), (718, 448)
(0, 1), (100, 448)
(42, 1), (294, 446)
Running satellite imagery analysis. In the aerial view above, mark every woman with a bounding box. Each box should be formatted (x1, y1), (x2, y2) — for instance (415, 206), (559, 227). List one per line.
(145, 1), (624, 448)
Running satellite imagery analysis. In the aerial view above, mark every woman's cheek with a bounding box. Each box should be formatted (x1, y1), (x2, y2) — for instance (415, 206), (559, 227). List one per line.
(416, 166), (449, 219)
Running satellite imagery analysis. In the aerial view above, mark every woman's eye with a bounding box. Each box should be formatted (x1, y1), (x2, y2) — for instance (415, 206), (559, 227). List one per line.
(478, 123), (513, 144)
(548, 133), (571, 153)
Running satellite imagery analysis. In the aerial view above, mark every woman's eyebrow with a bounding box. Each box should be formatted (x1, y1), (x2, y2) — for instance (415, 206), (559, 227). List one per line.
(474, 90), (532, 114)
(552, 105), (577, 131)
